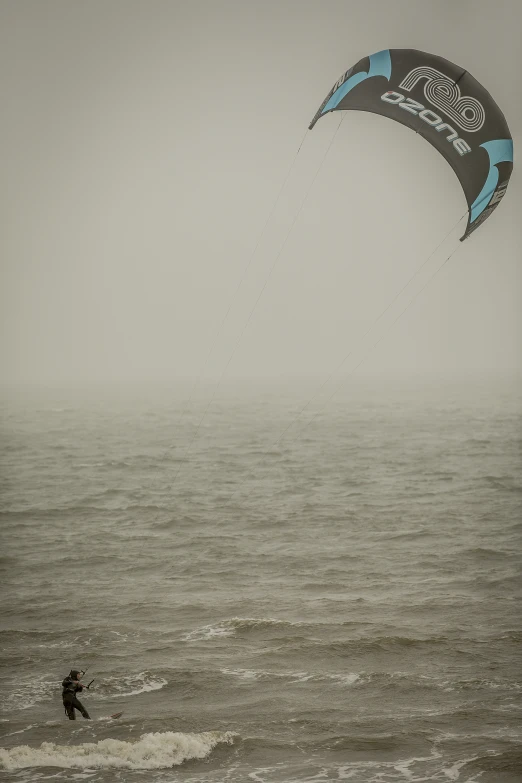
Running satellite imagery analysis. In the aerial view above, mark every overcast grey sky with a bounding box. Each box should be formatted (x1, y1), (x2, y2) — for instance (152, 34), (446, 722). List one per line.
(2, 0), (520, 386)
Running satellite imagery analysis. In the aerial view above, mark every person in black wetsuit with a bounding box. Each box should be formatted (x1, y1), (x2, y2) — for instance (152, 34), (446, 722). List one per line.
(61, 669), (91, 720)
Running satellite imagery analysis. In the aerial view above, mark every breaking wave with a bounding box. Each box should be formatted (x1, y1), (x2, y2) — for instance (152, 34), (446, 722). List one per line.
(221, 667), (360, 686)
(0, 730), (236, 771)
(96, 670), (168, 699)
(182, 617), (312, 641)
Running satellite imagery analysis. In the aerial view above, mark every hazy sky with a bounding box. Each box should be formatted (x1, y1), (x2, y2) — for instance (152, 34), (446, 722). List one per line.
(2, 0), (520, 386)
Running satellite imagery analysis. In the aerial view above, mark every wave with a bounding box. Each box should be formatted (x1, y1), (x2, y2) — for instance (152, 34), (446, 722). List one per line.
(218, 665), (520, 695)
(221, 667), (359, 686)
(355, 671), (522, 695)
(500, 631), (522, 643)
(182, 617), (308, 641)
(230, 741), (492, 783)
(0, 507), (105, 521)
(1, 677), (58, 711)
(464, 748), (522, 775)
(458, 546), (514, 560)
(0, 730), (236, 771)
(481, 475), (522, 492)
(441, 677), (522, 693)
(181, 616), (379, 642)
(95, 671), (167, 700)
(377, 529), (434, 541)
(76, 456), (184, 472)
(1, 629), (65, 641)
(180, 620), (480, 655)
(278, 634), (455, 657)
(0, 555), (18, 568)
(0, 723), (40, 739)
(36, 639), (86, 650)
(1, 627), (141, 648)
(0, 499), (169, 519)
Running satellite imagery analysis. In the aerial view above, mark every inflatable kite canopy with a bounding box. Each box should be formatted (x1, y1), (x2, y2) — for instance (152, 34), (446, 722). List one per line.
(309, 49), (513, 240)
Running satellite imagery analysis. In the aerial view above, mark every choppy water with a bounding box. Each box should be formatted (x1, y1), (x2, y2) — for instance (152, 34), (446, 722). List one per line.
(1, 377), (521, 782)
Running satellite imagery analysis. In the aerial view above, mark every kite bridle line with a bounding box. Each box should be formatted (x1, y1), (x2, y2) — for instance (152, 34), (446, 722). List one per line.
(218, 212), (466, 508)
(163, 116), (346, 493)
(152, 126), (311, 489)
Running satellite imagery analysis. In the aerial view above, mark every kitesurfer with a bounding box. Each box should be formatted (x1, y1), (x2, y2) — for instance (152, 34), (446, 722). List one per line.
(61, 669), (91, 720)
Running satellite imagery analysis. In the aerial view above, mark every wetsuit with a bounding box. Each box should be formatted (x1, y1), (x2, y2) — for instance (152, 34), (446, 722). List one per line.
(62, 670), (90, 720)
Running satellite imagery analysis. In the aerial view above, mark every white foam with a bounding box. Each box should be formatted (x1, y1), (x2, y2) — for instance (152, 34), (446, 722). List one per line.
(335, 749), (444, 780)
(183, 622), (236, 641)
(0, 730), (236, 771)
(0, 724), (39, 738)
(287, 671), (360, 686)
(37, 638), (85, 649)
(441, 756), (480, 780)
(286, 671), (312, 682)
(221, 668), (260, 681)
(95, 671), (167, 700)
(221, 667), (359, 686)
(118, 676), (167, 698)
(2, 676), (57, 710)
(182, 617), (297, 641)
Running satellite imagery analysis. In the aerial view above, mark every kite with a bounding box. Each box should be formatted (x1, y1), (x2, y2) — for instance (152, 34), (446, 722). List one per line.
(309, 49), (513, 239)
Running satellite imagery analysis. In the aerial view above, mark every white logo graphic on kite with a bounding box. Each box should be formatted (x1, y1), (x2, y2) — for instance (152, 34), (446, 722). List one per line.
(398, 66), (486, 132)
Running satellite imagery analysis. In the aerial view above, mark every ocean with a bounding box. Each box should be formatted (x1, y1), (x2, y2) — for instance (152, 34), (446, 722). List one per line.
(1, 376), (521, 782)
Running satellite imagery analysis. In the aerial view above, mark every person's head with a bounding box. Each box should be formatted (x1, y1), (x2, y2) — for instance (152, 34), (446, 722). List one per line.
(69, 669), (81, 680)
